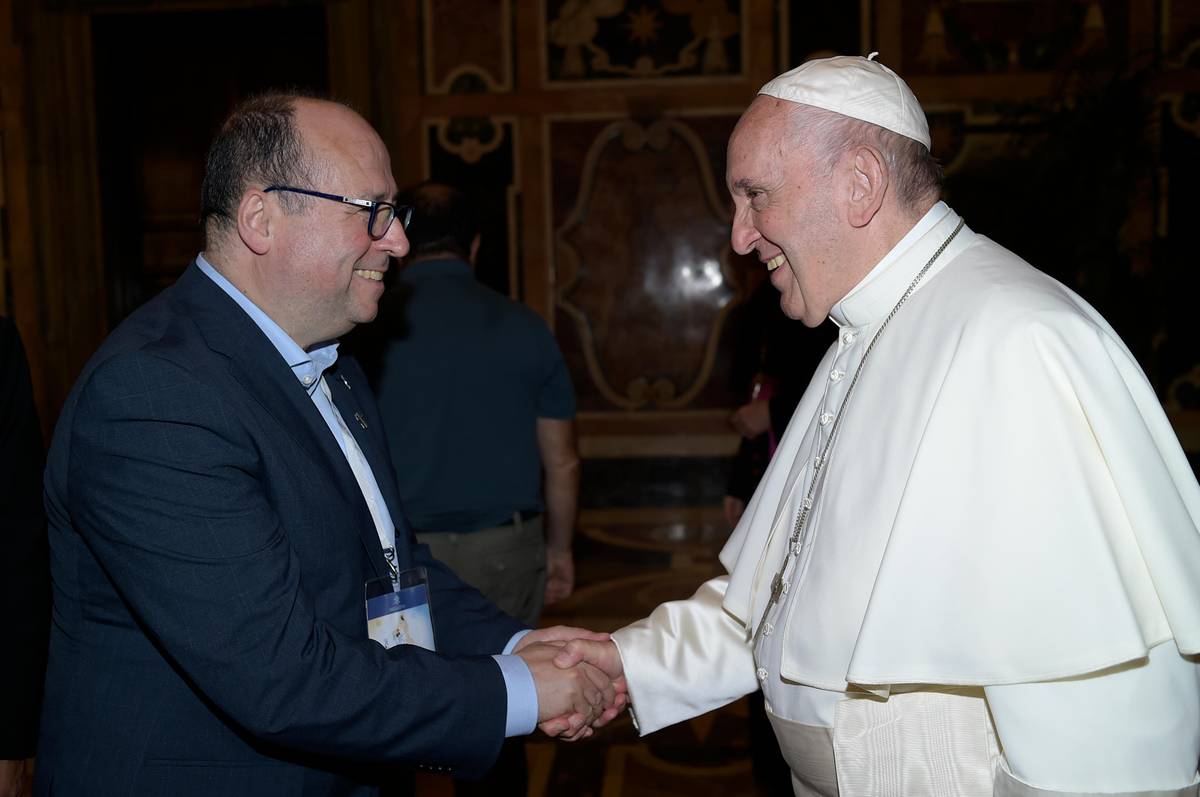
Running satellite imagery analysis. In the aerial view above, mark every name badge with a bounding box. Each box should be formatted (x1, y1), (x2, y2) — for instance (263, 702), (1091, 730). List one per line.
(365, 566), (436, 651)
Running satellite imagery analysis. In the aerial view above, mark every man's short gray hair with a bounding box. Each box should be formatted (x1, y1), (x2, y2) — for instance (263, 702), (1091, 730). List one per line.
(784, 103), (942, 211)
(200, 92), (325, 247)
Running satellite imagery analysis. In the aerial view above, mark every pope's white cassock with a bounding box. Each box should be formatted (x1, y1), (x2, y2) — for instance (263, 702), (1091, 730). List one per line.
(612, 202), (1200, 796)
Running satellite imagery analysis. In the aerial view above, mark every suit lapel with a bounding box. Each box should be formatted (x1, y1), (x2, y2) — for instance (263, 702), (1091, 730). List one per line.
(173, 263), (388, 579)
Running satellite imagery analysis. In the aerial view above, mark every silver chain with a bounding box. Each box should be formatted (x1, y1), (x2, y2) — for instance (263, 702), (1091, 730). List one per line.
(753, 218), (965, 644)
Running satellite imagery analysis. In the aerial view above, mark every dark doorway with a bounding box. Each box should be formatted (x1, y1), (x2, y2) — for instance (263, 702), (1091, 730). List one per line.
(92, 6), (329, 327)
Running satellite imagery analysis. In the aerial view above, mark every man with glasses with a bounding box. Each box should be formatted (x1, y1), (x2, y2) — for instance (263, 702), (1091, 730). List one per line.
(36, 93), (621, 797)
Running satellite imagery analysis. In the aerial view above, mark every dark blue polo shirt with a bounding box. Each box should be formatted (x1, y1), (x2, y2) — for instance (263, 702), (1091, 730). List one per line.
(374, 258), (576, 533)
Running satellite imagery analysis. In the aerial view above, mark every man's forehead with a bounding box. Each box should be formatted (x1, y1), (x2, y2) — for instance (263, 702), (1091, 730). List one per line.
(295, 101), (394, 194)
(729, 101), (789, 164)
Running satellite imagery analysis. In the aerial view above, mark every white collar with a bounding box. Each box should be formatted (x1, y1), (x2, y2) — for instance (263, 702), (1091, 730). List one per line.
(829, 202), (957, 329)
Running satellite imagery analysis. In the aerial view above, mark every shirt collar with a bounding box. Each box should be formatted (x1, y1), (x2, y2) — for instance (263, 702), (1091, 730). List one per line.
(196, 253), (339, 393)
(829, 201), (958, 329)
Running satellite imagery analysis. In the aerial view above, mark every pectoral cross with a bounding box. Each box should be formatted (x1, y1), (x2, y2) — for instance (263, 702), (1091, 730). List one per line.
(768, 571), (785, 606)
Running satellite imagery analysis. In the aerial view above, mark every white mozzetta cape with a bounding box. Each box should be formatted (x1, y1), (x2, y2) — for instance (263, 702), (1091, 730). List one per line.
(613, 206), (1200, 733)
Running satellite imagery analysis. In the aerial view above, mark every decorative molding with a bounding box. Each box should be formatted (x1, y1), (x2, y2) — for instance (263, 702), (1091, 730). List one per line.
(1162, 38), (1200, 138)
(422, 115), (522, 300)
(422, 0), (513, 94)
(541, 0), (748, 87)
(550, 114), (739, 411)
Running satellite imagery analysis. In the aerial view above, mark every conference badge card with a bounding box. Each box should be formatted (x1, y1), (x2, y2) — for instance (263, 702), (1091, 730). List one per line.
(365, 567), (436, 651)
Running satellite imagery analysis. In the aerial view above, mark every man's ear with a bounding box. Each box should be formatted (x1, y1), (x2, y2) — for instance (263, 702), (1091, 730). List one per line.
(845, 145), (888, 228)
(237, 191), (273, 255)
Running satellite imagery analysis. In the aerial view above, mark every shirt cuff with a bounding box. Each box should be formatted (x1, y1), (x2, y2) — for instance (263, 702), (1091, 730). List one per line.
(492, 654), (538, 737)
(503, 629), (531, 654)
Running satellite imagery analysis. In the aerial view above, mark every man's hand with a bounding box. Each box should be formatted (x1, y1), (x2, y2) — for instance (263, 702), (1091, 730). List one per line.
(516, 642), (616, 735)
(536, 638), (628, 739)
(730, 398), (771, 439)
(544, 547), (575, 605)
(0, 759), (31, 797)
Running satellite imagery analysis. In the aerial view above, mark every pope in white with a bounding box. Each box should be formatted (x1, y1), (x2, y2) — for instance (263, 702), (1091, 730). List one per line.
(553, 55), (1200, 796)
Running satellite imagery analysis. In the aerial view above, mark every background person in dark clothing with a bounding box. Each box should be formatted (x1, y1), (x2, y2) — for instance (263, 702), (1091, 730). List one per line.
(724, 279), (834, 528)
(365, 182), (581, 795)
(0, 317), (49, 797)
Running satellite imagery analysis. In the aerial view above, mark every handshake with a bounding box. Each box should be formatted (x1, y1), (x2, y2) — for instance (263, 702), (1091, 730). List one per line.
(512, 627), (627, 741)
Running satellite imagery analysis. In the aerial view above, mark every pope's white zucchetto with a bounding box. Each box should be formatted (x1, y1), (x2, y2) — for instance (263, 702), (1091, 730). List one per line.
(758, 52), (931, 150)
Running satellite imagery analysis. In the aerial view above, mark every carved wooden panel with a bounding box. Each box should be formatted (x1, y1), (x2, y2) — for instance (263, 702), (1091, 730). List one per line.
(1166, 0), (1200, 54)
(543, 0), (747, 84)
(903, 0), (1128, 75)
(423, 0), (513, 93)
(16, 0), (1197, 463)
(547, 113), (746, 413)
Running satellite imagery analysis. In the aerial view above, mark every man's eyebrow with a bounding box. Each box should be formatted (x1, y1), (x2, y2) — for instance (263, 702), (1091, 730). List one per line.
(731, 177), (757, 193)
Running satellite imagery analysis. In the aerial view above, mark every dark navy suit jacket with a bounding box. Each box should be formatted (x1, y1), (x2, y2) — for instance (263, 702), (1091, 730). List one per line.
(36, 263), (525, 796)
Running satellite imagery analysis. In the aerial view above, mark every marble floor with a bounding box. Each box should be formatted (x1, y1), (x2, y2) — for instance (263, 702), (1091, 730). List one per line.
(417, 506), (790, 797)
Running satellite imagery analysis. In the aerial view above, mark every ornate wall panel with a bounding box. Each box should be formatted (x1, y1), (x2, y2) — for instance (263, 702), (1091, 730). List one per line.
(543, 0), (747, 84)
(902, 0), (1128, 75)
(14, 0), (1196, 466)
(1165, 0), (1200, 54)
(423, 0), (512, 93)
(423, 116), (520, 297)
(547, 113), (747, 416)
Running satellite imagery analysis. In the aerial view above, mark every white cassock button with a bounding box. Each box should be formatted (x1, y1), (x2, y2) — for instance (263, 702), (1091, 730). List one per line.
(757, 667), (769, 681)
(818, 412), (833, 426)
(841, 329), (857, 345)
(763, 622), (774, 637)
(829, 369), (845, 382)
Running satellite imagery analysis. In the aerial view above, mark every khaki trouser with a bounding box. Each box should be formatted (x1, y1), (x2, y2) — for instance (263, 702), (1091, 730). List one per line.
(416, 513), (546, 626)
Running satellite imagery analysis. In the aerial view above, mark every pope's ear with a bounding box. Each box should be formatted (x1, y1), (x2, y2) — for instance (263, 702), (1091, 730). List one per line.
(845, 145), (888, 228)
(237, 191), (273, 255)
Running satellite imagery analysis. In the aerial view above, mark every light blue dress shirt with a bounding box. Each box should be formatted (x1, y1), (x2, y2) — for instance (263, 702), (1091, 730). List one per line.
(196, 254), (538, 737)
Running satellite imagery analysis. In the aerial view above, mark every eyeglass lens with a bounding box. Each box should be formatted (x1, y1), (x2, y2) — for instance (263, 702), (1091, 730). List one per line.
(367, 204), (414, 239)
(369, 205), (396, 239)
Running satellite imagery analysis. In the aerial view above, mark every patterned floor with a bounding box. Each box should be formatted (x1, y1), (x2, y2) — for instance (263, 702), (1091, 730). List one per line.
(417, 507), (787, 796)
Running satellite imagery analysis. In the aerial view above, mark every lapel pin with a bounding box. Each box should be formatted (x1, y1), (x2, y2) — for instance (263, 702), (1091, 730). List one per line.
(354, 412), (368, 430)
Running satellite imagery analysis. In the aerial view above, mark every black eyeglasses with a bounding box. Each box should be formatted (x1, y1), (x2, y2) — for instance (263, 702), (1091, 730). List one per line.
(264, 186), (413, 240)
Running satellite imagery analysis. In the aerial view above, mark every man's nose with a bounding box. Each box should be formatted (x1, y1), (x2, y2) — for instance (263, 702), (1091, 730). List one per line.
(730, 209), (759, 256)
(377, 218), (410, 258)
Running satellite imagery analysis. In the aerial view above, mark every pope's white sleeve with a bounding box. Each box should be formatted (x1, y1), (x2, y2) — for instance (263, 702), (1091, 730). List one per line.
(985, 640), (1200, 793)
(610, 575), (759, 735)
